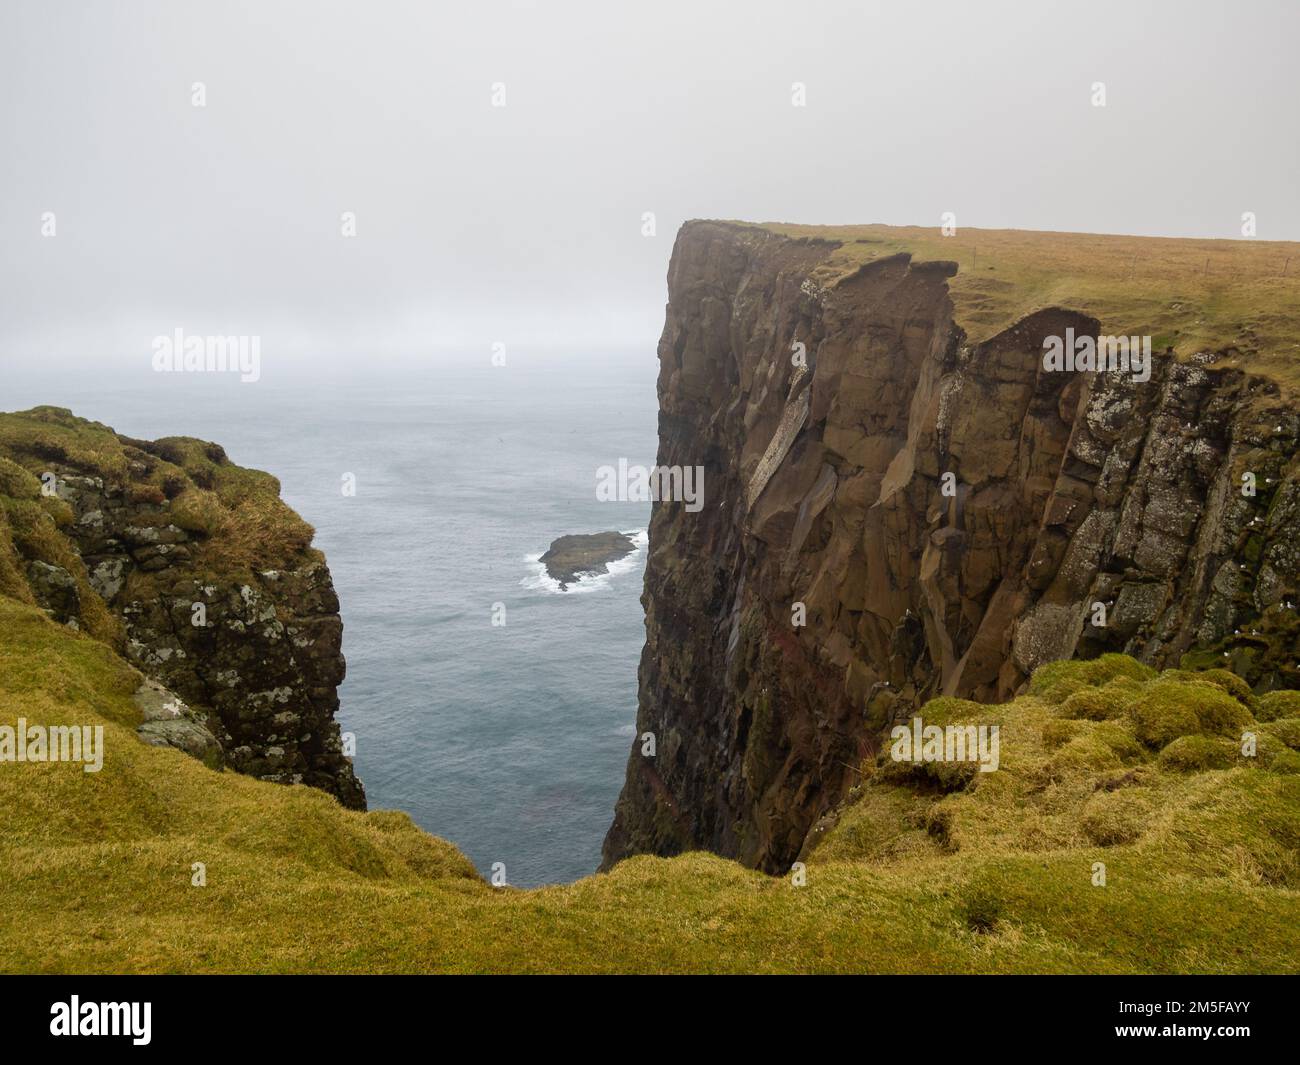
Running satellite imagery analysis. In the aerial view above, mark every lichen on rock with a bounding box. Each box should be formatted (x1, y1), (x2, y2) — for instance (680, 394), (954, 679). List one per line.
(0, 406), (364, 808)
(603, 221), (1300, 874)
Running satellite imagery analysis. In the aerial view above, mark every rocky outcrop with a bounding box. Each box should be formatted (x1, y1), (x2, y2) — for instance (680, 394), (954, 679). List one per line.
(133, 676), (224, 767)
(0, 408), (365, 809)
(603, 221), (1300, 873)
(540, 531), (637, 589)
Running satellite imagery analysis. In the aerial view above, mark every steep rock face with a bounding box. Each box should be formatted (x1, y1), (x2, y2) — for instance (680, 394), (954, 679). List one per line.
(603, 221), (1300, 872)
(0, 409), (365, 809)
(68, 472), (362, 806)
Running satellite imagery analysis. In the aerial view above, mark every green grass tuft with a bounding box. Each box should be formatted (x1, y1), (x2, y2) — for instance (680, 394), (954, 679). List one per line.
(1, 606), (1297, 974)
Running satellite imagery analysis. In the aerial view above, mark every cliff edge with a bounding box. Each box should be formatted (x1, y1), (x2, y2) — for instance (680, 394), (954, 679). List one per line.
(603, 220), (1300, 872)
(0, 406), (364, 808)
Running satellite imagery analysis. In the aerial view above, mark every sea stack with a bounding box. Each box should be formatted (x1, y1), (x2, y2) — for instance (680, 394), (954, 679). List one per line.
(540, 531), (637, 590)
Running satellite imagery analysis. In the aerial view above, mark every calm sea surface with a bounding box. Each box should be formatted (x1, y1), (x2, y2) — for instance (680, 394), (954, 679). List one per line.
(4, 352), (657, 885)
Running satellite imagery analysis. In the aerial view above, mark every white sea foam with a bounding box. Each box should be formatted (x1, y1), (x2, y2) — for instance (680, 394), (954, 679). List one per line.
(520, 529), (648, 595)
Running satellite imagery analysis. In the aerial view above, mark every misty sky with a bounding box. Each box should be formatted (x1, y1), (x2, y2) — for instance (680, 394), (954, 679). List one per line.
(2, 0), (1298, 367)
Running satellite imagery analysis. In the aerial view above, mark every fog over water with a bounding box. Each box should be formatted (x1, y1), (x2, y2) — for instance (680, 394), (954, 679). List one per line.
(3, 0), (1298, 370)
(2, 0), (1297, 883)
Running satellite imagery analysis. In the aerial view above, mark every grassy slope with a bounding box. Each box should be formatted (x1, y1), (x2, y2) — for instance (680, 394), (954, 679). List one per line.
(2, 597), (1297, 974)
(728, 221), (1300, 390)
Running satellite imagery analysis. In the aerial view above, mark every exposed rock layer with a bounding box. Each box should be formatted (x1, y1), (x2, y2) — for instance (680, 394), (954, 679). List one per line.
(603, 221), (1300, 873)
(0, 409), (365, 808)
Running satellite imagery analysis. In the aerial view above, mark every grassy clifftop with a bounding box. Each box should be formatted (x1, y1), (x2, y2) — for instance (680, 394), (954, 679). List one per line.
(721, 221), (1300, 390)
(0, 406), (316, 588)
(2, 595), (1297, 974)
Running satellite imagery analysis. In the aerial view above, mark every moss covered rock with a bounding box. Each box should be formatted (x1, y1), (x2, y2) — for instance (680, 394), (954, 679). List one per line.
(1261, 718), (1300, 751)
(1130, 680), (1254, 749)
(1157, 735), (1236, 772)
(1257, 689), (1300, 722)
(1130, 683), (1205, 748)
(1029, 654), (1158, 705)
(1186, 667), (1258, 709)
(1059, 678), (1141, 721)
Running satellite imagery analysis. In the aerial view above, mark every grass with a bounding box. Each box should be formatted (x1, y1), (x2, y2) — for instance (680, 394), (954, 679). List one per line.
(1, 599), (1297, 974)
(717, 221), (1300, 391)
(0, 407), (317, 592)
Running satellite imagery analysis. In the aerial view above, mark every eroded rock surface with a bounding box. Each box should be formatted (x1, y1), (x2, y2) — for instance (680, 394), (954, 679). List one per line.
(603, 221), (1300, 873)
(0, 409), (365, 809)
(133, 676), (224, 767)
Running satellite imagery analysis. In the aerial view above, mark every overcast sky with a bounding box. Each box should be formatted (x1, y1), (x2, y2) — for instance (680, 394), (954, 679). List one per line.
(2, 0), (1297, 367)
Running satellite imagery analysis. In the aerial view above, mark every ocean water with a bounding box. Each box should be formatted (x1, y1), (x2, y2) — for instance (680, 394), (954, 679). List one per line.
(3, 353), (658, 886)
